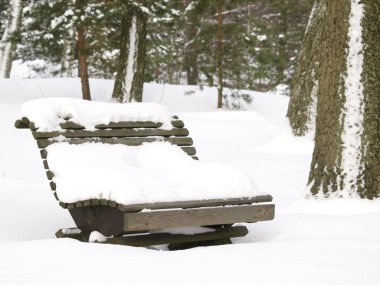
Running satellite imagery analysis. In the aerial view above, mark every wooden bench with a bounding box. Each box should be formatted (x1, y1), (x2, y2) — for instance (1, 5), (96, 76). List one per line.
(15, 114), (275, 249)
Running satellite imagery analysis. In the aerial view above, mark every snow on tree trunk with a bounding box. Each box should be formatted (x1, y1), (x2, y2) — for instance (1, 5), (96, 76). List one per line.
(287, 0), (326, 136)
(0, 0), (23, 78)
(112, 10), (146, 103)
(307, 0), (380, 199)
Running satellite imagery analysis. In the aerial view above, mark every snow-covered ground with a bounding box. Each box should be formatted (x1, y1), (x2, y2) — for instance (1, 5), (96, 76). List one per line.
(1, 78), (380, 284)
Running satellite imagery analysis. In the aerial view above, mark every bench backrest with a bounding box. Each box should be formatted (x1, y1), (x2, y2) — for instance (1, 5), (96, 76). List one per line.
(15, 116), (198, 209)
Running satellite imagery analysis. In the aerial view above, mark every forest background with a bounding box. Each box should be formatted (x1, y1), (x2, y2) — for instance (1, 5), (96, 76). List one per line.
(0, 0), (314, 97)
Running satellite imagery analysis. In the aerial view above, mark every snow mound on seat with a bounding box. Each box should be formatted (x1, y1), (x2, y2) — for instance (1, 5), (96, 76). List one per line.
(20, 98), (174, 131)
(47, 141), (259, 205)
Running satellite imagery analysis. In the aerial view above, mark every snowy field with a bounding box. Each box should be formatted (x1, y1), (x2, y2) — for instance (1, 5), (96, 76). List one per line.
(1, 78), (380, 284)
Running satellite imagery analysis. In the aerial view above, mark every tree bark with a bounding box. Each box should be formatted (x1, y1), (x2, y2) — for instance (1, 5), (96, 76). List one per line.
(112, 8), (146, 103)
(77, 26), (91, 101)
(75, 0), (91, 101)
(216, 0), (223, 109)
(0, 0), (23, 78)
(184, 25), (199, 85)
(287, 0), (326, 136)
(305, 0), (380, 199)
(61, 27), (76, 77)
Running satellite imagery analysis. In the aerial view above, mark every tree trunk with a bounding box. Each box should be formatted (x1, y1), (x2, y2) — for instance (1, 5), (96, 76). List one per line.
(275, 0), (288, 85)
(76, 27), (91, 101)
(287, 0), (326, 136)
(306, 0), (380, 199)
(184, 25), (199, 85)
(216, 0), (223, 109)
(0, 0), (23, 78)
(61, 27), (76, 77)
(112, 8), (146, 103)
(75, 0), (91, 101)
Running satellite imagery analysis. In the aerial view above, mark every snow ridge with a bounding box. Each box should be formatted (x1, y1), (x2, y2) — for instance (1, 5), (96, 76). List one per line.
(339, 0), (365, 196)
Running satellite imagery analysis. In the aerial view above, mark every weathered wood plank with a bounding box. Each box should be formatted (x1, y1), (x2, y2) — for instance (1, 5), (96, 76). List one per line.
(104, 226), (248, 247)
(120, 195), (273, 212)
(36, 136), (194, 148)
(40, 149), (47, 159)
(181, 147), (196, 155)
(95, 120), (185, 129)
(28, 122), (37, 130)
(46, 170), (54, 180)
(14, 117), (29, 129)
(32, 128), (190, 139)
(59, 121), (85, 129)
(124, 204), (275, 232)
(50, 181), (56, 191)
(59, 120), (184, 130)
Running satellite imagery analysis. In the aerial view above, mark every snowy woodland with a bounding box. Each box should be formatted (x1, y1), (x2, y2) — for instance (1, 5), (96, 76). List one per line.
(1, 0), (380, 284)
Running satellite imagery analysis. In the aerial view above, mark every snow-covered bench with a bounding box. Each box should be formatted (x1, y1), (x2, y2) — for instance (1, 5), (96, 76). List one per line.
(15, 98), (275, 249)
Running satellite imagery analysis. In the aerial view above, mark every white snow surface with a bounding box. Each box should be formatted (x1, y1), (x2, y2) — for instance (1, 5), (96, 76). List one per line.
(49, 141), (258, 204)
(1, 78), (380, 284)
(20, 97), (174, 131)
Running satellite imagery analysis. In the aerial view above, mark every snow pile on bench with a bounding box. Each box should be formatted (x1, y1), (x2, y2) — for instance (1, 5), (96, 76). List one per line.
(20, 98), (174, 131)
(48, 141), (259, 205)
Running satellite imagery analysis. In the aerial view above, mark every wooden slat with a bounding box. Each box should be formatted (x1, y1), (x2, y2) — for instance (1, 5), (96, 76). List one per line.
(59, 120), (184, 130)
(120, 195), (273, 212)
(124, 204), (275, 232)
(36, 136), (194, 148)
(32, 128), (190, 139)
(181, 147), (196, 155)
(14, 117), (30, 129)
(46, 170), (54, 180)
(43, 160), (49, 169)
(40, 149), (47, 159)
(95, 120), (185, 129)
(59, 121), (85, 129)
(104, 226), (248, 247)
(50, 181), (56, 191)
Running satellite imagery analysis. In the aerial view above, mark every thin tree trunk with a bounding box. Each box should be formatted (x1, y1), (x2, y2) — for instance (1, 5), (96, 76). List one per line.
(77, 26), (91, 101)
(75, 0), (91, 100)
(0, 0), (23, 78)
(287, 0), (326, 136)
(216, 0), (223, 109)
(112, 8), (146, 103)
(307, 0), (380, 199)
(184, 25), (199, 85)
(61, 27), (76, 77)
(276, 0), (288, 85)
